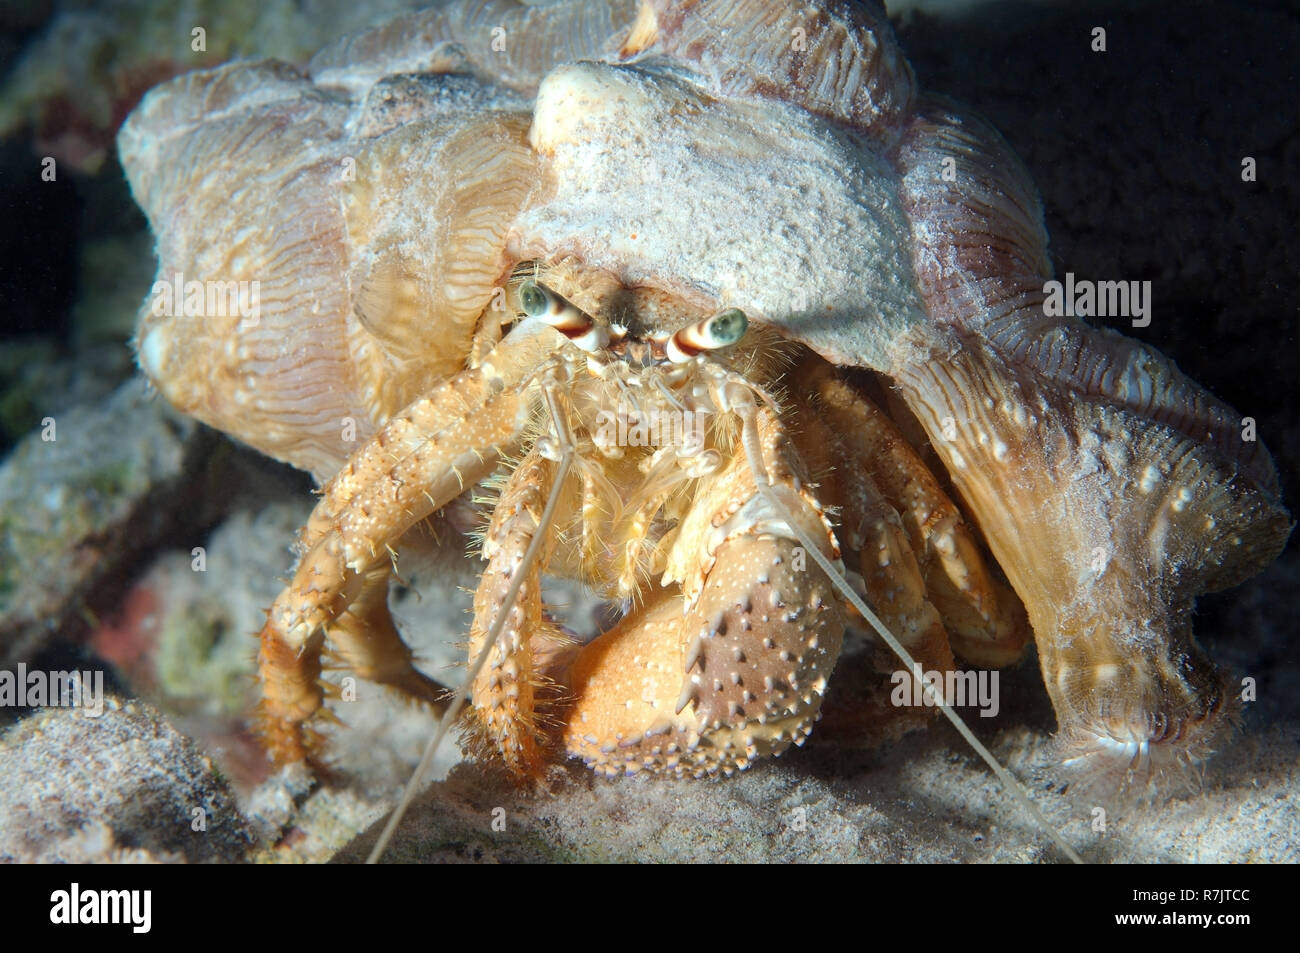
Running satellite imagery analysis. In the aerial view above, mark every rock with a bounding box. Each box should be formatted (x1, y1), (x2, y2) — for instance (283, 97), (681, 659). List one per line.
(0, 375), (316, 674)
(0, 696), (253, 862)
(0, 378), (202, 668)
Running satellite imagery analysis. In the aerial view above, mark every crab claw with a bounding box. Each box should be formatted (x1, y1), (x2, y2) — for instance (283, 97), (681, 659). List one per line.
(561, 406), (846, 777)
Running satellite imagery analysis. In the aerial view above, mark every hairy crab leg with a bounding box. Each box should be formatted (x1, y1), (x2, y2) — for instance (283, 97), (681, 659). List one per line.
(368, 382), (578, 862)
(465, 447), (564, 776)
(256, 322), (563, 762)
(789, 406), (955, 674)
(256, 566), (437, 754)
(323, 565), (449, 711)
(804, 365), (1030, 668)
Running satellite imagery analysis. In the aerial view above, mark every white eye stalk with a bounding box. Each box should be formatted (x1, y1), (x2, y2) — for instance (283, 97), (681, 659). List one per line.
(519, 279), (610, 353)
(667, 308), (748, 364)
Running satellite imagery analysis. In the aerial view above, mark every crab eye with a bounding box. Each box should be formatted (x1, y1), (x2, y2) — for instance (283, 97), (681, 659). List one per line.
(702, 308), (747, 346)
(517, 278), (609, 353)
(667, 308), (749, 363)
(519, 280), (550, 318)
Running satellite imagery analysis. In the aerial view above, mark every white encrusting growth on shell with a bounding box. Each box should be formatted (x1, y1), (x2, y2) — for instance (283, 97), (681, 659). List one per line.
(514, 57), (929, 371)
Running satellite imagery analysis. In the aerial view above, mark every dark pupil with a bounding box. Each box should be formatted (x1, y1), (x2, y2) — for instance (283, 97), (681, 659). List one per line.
(520, 283), (546, 316)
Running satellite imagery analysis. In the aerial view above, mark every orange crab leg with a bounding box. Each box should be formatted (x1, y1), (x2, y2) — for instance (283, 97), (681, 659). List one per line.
(804, 366), (1030, 668)
(255, 322), (563, 762)
(465, 448), (565, 776)
(789, 407), (955, 674)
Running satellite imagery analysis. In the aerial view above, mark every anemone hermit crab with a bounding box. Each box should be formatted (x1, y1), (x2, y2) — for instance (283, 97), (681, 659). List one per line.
(118, 0), (1290, 834)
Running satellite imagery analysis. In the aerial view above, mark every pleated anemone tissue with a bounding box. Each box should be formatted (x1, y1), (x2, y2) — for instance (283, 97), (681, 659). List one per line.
(115, 0), (1291, 859)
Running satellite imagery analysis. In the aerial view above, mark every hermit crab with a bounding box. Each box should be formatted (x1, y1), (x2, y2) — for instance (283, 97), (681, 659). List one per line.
(118, 0), (1290, 833)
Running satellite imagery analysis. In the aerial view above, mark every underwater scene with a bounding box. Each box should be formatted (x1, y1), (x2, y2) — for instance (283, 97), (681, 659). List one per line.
(0, 0), (1296, 874)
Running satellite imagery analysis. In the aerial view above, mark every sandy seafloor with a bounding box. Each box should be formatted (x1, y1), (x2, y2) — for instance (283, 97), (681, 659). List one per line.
(0, 0), (1296, 863)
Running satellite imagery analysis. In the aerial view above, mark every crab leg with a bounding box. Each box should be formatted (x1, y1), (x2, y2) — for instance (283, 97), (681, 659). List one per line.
(465, 448), (565, 776)
(789, 408), (955, 673)
(737, 382), (1084, 863)
(804, 365), (1030, 668)
(256, 322), (562, 763)
(324, 565), (448, 708)
(256, 564), (448, 757)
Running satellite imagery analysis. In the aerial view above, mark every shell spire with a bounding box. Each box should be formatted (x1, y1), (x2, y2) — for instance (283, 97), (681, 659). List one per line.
(624, 0), (916, 143)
